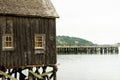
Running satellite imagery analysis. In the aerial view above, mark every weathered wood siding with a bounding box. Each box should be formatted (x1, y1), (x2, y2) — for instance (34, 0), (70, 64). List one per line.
(0, 16), (56, 68)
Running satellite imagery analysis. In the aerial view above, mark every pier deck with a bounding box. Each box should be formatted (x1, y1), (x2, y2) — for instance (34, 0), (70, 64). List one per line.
(57, 46), (119, 54)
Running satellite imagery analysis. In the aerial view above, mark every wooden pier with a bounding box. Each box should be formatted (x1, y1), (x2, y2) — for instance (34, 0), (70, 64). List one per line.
(57, 46), (119, 54)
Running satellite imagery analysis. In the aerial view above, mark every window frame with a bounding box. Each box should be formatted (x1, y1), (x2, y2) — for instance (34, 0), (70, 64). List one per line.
(34, 34), (45, 49)
(2, 34), (14, 50)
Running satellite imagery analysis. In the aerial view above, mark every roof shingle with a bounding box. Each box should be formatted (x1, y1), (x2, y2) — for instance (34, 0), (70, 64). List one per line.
(0, 0), (59, 18)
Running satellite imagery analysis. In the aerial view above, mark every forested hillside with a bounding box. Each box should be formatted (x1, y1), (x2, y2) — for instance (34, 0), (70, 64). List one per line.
(56, 36), (96, 46)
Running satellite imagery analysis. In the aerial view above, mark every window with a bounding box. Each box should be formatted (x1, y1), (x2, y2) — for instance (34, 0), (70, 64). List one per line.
(3, 34), (13, 49)
(35, 34), (45, 49)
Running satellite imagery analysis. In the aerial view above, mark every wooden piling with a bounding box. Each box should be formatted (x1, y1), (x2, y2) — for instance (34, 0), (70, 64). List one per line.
(0, 64), (57, 80)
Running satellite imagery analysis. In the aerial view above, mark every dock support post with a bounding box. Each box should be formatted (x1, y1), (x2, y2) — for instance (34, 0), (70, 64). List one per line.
(0, 65), (58, 80)
(2, 76), (5, 80)
(53, 65), (57, 80)
(28, 68), (34, 80)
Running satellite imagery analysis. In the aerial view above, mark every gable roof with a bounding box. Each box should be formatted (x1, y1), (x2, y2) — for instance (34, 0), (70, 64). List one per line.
(0, 0), (59, 18)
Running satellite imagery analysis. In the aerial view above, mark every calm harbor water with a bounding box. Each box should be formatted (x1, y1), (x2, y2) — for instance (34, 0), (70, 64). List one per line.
(57, 53), (120, 80)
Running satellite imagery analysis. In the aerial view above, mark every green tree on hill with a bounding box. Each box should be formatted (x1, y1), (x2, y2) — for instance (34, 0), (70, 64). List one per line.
(56, 36), (95, 46)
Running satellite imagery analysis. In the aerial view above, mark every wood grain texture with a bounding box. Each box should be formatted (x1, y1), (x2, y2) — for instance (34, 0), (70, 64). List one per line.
(0, 16), (56, 68)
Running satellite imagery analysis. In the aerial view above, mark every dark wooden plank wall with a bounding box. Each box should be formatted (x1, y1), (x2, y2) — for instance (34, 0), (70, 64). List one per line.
(0, 16), (56, 68)
(47, 19), (56, 64)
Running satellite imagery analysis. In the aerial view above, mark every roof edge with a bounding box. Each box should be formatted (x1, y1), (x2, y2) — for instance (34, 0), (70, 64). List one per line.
(0, 13), (59, 18)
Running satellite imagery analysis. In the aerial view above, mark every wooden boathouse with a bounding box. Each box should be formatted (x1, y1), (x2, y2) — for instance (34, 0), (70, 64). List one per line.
(0, 0), (59, 80)
(57, 46), (119, 54)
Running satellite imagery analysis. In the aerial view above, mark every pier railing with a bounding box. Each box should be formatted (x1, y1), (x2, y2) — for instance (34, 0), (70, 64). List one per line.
(57, 46), (119, 54)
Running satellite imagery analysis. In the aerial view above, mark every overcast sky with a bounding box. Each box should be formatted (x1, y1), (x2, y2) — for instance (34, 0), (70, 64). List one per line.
(52, 0), (120, 44)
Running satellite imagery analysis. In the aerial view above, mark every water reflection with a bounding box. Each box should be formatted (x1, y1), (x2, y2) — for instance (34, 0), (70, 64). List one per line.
(57, 54), (120, 80)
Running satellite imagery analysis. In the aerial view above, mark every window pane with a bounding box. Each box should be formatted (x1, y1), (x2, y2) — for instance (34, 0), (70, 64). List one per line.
(8, 37), (12, 41)
(35, 34), (45, 49)
(36, 36), (42, 41)
(38, 42), (42, 47)
(8, 42), (12, 47)
(3, 35), (13, 48)
(6, 42), (9, 47)
(6, 36), (9, 41)
(38, 37), (42, 41)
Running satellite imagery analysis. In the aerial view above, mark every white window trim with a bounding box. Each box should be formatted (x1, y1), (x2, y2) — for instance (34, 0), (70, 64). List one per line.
(2, 34), (14, 50)
(34, 34), (45, 49)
